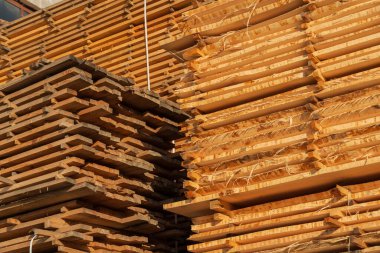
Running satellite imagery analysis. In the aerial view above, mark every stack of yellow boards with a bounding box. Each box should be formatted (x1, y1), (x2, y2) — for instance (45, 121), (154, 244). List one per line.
(0, 0), (196, 100)
(0, 56), (189, 253)
(164, 0), (380, 252)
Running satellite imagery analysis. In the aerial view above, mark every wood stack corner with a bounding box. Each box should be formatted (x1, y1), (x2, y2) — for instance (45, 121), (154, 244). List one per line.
(0, 55), (189, 253)
(0, 0), (197, 100)
(163, 0), (380, 252)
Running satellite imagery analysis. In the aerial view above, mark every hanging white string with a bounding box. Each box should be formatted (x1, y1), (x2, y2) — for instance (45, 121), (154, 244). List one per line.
(144, 0), (151, 91)
(29, 234), (38, 253)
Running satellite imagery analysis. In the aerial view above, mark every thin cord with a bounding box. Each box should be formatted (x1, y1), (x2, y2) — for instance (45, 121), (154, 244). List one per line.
(29, 234), (38, 253)
(144, 0), (151, 91)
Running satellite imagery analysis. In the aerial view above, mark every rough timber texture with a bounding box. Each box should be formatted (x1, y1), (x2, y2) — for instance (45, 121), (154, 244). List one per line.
(0, 56), (189, 253)
(163, 0), (380, 252)
(0, 0), (197, 100)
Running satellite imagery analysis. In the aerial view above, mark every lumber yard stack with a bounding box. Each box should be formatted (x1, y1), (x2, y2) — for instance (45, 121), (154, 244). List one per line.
(0, 0), (198, 100)
(0, 55), (190, 253)
(163, 0), (380, 252)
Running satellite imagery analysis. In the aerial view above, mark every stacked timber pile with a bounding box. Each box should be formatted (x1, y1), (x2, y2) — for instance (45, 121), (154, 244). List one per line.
(0, 0), (197, 100)
(0, 55), (189, 253)
(163, 0), (380, 252)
